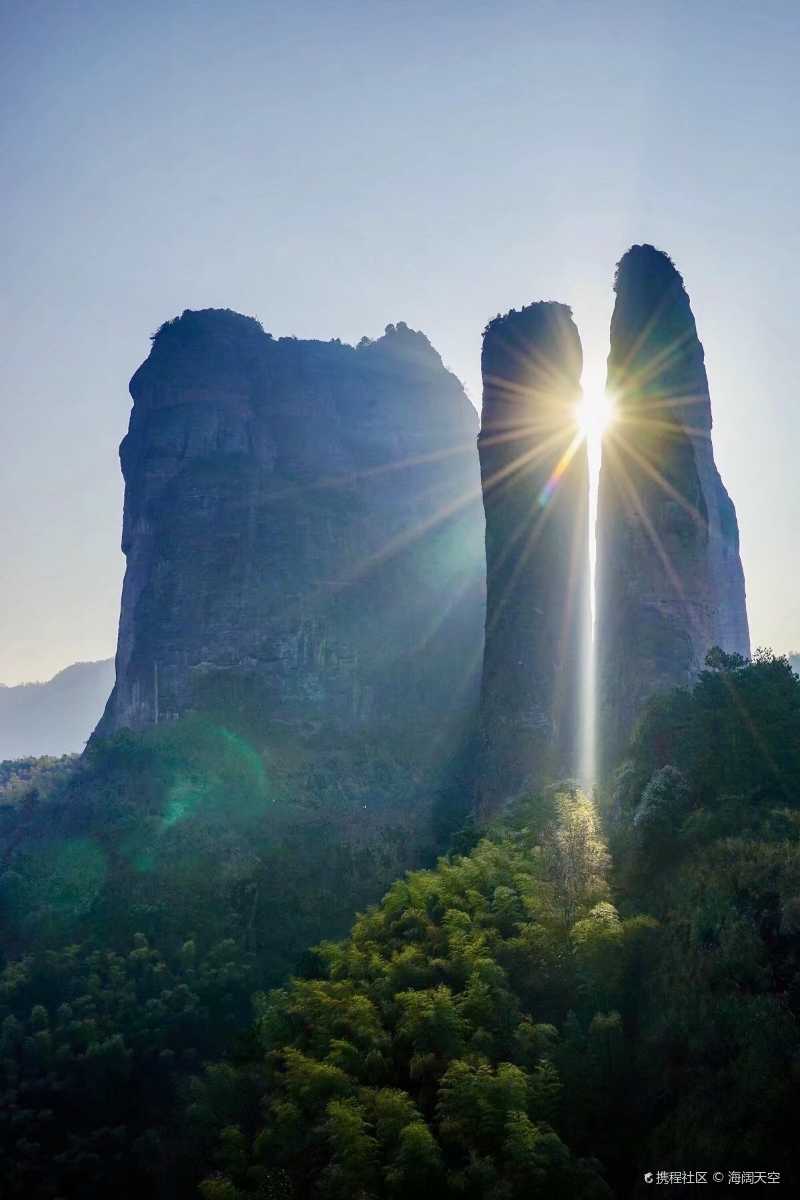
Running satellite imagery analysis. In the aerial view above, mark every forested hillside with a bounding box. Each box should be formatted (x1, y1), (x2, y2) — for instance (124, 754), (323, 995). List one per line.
(0, 708), (471, 1198)
(191, 652), (800, 1197)
(2, 651), (800, 1197)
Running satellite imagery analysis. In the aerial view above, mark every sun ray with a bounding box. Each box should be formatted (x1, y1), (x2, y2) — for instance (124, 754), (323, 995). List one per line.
(537, 431), (584, 508)
(479, 427), (577, 496)
(481, 420), (587, 642)
(601, 435), (693, 622)
(608, 429), (790, 791)
(609, 426), (710, 531)
(602, 403), (789, 792)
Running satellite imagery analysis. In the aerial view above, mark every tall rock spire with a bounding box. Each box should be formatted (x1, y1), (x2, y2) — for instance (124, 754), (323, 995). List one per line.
(94, 310), (486, 762)
(596, 245), (750, 775)
(477, 302), (590, 815)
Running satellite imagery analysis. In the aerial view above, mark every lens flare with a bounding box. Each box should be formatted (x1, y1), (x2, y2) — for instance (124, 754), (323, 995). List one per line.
(576, 386), (616, 444)
(537, 431), (584, 508)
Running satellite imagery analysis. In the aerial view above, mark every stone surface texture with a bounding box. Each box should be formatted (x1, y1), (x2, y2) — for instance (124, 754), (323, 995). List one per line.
(596, 245), (750, 774)
(95, 310), (485, 758)
(477, 302), (590, 813)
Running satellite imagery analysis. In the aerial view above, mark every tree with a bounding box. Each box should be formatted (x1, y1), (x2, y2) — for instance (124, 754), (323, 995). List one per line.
(540, 791), (610, 925)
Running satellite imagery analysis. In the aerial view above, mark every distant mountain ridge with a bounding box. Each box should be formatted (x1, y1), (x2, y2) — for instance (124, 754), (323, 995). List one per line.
(0, 659), (114, 759)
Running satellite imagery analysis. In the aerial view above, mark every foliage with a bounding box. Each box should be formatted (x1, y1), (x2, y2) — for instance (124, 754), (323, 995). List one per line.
(191, 787), (652, 1198)
(0, 932), (253, 1199)
(0, 712), (466, 1198)
(0, 755), (76, 808)
(603, 650), (800, 1182)
(4, 650), (800, 1194)
(186, 650), (800, 1196)
(0, 715), (448, 973)
(617, 648), (800, 817)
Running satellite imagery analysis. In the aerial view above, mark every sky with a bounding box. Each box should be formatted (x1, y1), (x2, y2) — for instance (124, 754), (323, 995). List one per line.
(2, 0), (799, 684)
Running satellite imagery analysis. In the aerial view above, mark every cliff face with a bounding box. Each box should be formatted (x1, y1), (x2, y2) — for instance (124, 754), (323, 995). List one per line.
(96, 310), (485, 764)
(596, 245), (750, 775)
(477, 303), (590, 814)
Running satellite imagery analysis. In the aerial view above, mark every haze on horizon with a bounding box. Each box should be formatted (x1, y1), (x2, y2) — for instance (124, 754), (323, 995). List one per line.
(2, 0), (799, 685)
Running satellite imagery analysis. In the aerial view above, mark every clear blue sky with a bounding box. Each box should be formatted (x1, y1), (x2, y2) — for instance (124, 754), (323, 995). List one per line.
(2, 0), (798, 683)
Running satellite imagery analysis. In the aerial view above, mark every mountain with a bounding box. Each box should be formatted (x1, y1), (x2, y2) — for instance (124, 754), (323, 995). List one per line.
(0, 278), (782, 1200)
(477, 302), (590, 814)
(596, 245), (749, 776)
(0, 659), (114, 759)
(94, 311), (485, 791)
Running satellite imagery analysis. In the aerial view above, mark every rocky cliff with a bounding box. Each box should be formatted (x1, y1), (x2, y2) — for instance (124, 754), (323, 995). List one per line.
(596, 245), (750, 775)
(477, 302), (590, 813)
(95, 310), (485, 780)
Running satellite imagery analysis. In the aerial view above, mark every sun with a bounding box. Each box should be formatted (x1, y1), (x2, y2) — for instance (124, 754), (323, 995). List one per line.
(576, 387), (616, 443)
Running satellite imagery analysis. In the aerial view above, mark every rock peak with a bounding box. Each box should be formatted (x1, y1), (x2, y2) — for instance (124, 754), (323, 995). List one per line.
(149, 307), (269, 352)
(97, 310), (485, 751)
(483, 301), (582, 375)
(365, 321), (445, 372)
(476, 299), (589, 813)
(613, 242), (684, 288)
(596, 248), (749, 775)
(609, 245), (703, 416)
